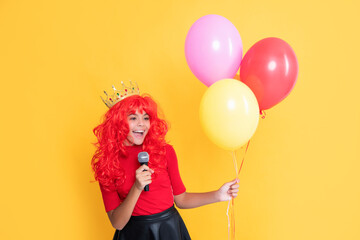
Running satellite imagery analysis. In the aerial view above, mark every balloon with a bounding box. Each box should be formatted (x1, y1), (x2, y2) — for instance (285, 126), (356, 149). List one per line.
(240, 37), (298, 110)
(199, 79), (259, 151)
(185, 15), (243, 87)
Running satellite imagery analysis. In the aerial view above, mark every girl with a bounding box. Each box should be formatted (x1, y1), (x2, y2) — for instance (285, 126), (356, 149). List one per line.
(92, 92), (239, 240)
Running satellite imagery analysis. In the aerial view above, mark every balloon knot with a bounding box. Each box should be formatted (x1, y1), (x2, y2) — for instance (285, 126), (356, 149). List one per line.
(260, 110), (267, 119)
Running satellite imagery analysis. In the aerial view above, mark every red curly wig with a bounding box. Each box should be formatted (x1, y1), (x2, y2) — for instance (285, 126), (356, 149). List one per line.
(92, 94), (169, 191)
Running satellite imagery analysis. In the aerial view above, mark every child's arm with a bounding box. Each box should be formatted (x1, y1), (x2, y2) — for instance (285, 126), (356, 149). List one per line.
(106, 165), (154, 230)
(174, 179), (239, 209)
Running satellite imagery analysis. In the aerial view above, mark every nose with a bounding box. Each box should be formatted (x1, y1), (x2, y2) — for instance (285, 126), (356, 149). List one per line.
(137, 118), (144, 126)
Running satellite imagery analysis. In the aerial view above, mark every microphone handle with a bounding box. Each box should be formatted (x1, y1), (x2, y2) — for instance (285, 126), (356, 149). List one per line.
(141, 163), (149, 192)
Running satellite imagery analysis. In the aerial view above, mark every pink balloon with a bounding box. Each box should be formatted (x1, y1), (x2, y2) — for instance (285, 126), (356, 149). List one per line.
(240, 37), (298, 110)
(185, 15), (243, 87)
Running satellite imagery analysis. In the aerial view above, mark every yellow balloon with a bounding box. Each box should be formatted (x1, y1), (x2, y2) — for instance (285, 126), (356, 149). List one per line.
(199, 79), (260, 151)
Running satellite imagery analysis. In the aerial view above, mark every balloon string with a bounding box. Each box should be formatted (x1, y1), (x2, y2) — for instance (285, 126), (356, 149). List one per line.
(228, 197), (236, 240)
(230, 151), (238, 240)
(238, 140), (250, 175)
(228, 140), (251, 240)
(232, 151), (239, 177)
(227, 200), (230, 240)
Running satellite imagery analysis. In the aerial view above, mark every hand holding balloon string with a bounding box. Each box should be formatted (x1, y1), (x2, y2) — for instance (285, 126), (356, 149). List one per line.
(217, 179), (240, 201)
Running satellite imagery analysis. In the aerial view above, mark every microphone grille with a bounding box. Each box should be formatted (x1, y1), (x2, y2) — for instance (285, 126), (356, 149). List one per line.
(138, 152), (149, 163)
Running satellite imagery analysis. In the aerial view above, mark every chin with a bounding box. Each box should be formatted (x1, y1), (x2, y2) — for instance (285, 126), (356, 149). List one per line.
(127, 138), (144, 146)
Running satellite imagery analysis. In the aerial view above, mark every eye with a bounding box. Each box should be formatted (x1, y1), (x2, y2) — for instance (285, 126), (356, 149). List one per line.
(144, 116), (150, 121)
(128, 116), (137, 121)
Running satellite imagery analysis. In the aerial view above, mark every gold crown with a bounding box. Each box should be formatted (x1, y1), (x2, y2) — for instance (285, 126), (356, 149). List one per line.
(101, 81), (140, 108)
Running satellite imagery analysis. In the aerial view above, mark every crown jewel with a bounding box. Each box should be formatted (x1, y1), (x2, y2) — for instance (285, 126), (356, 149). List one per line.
(101, 81), (140, 108)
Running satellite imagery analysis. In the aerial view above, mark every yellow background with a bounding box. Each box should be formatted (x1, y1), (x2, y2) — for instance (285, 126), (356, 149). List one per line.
(0, 0), (359, 239)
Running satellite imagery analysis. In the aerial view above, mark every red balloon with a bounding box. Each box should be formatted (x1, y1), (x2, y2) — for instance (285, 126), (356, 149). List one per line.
(240, 37), (298, 110)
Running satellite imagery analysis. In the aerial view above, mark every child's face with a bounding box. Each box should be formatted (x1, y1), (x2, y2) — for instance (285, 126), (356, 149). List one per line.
(124, 110), (150, 146)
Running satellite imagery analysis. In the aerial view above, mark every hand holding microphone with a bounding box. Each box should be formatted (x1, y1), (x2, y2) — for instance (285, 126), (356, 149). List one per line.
(136, 152), (152, 191)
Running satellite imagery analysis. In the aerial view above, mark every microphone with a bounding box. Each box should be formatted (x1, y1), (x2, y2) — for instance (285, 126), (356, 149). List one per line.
(138, 152), (150, 191)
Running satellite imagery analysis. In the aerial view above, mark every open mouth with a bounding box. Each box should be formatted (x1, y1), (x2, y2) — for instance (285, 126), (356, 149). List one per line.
(133, 130), (145, 138)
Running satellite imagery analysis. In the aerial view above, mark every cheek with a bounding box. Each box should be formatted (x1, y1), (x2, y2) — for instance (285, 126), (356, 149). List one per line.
(127, 121), (135, 129)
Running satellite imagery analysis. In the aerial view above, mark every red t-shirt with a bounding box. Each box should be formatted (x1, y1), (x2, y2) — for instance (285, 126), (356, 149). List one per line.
(99, 144), (186, 216)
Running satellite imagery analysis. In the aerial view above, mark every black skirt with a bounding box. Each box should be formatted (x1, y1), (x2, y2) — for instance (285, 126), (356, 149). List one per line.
(113, 206), (191, 240)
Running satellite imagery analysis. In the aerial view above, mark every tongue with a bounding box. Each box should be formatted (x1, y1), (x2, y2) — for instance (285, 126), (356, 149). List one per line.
(134, 132), (143, 138)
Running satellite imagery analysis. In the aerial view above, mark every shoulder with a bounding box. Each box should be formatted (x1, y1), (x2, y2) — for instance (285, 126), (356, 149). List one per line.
(164, 144), (179, 164)
(164, 144), (176, 156)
